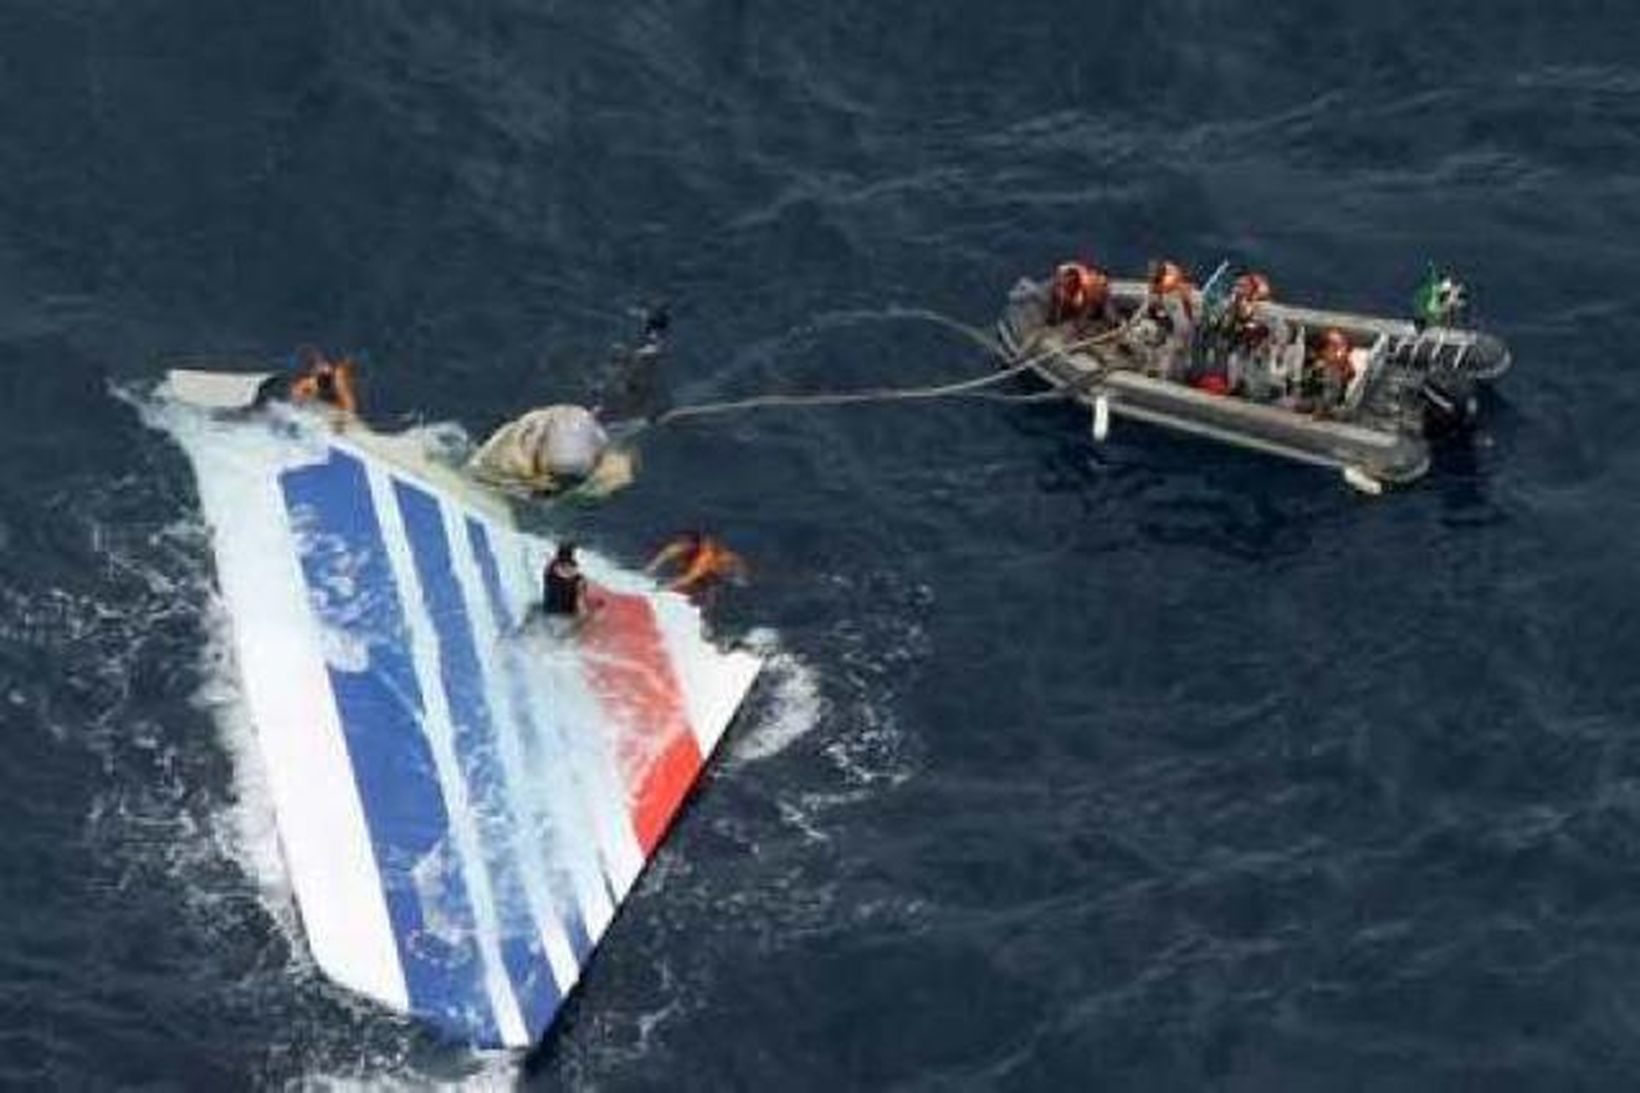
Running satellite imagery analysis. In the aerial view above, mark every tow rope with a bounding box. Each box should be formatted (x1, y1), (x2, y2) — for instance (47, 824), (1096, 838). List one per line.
(643, 310), (1135, 430)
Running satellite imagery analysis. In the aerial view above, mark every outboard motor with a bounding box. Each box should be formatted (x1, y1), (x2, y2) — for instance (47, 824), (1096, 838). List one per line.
(1407, 267), (1495, 437)
(1413, 334), (1480, 438)
(1419, 372), (1479, 437)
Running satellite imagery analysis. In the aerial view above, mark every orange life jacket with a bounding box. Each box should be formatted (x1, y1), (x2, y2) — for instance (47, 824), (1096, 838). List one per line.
(290, 359), (358, 414)
(676, 538), (743, 590)
(1051, 262), (1108, 323)
(1148, 261), (1196, 323)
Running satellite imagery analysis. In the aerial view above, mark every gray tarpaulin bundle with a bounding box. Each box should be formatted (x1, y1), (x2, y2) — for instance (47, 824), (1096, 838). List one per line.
(466, 404), (611, 493)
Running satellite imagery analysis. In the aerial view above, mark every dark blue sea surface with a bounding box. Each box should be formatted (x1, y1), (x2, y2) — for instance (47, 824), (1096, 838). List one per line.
(4, 2), (1640, 1088)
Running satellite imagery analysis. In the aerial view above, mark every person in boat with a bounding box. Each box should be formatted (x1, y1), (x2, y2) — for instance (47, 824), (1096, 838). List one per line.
(1190, 270), (1272, 395)
(1222, 272), (1278, 398)
(1048, 261), (1115, 330)
(1143, 260), (1196, 378)
(252, 346), (359, 415)
(1302, 328), (1354, 416)
(645, 530), (746, 598)
(542, 541), (598, 619)
(1146, 260), (1195, 325)
(1228, 273), (1272, 338)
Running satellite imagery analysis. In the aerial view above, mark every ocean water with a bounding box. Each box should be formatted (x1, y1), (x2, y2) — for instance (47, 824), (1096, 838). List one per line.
(4, 3), (1640, 1089)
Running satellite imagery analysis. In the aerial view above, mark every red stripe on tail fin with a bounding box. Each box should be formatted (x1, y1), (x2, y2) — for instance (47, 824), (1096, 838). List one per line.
(579, 590), (703, 855)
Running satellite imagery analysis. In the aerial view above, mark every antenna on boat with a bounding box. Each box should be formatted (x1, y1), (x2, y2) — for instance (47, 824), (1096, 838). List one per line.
(1198, 260), (1234, 320)
(1189, 260), (1235, 375)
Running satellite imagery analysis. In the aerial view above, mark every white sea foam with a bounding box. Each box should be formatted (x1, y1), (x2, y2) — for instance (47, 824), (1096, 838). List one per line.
(729, 632), (823, 765)
(131, 392), (323, 947)
(189, 587), (305, 948)
(293, 1053), (518, 1092)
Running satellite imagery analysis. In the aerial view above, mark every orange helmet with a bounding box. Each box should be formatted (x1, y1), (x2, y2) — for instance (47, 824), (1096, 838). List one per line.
(1150, 260), (1188, 295)
(1233, 272), (1272, 303)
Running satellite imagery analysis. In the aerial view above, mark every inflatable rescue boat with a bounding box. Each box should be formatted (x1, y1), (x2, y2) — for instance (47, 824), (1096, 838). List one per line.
(998, 271), (1511, 491)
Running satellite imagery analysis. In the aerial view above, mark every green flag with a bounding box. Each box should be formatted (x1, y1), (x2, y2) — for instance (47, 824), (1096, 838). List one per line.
(1413, 264), (1444, 325)
(1414, 265), (1467, 327)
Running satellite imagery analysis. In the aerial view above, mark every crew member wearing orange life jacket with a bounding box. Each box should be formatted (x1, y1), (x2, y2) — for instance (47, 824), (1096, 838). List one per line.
(1144, 259), (1196, 378)
(1048, 260), (1113, 328)
(1145, 259), (1195, 330)
(288, 348), (358, 415)
(645, 531), (746, 597)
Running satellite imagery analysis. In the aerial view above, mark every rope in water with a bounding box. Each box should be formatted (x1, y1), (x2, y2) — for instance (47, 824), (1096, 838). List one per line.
(653, 357), (1034, 424)
(646, 311), (1133, 429)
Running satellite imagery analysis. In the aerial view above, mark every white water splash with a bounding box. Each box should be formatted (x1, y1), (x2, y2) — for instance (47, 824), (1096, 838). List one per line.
(294, 1053), (518, 1092)
(190, 588), (305, 949)
(729, 632), (824, 765)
